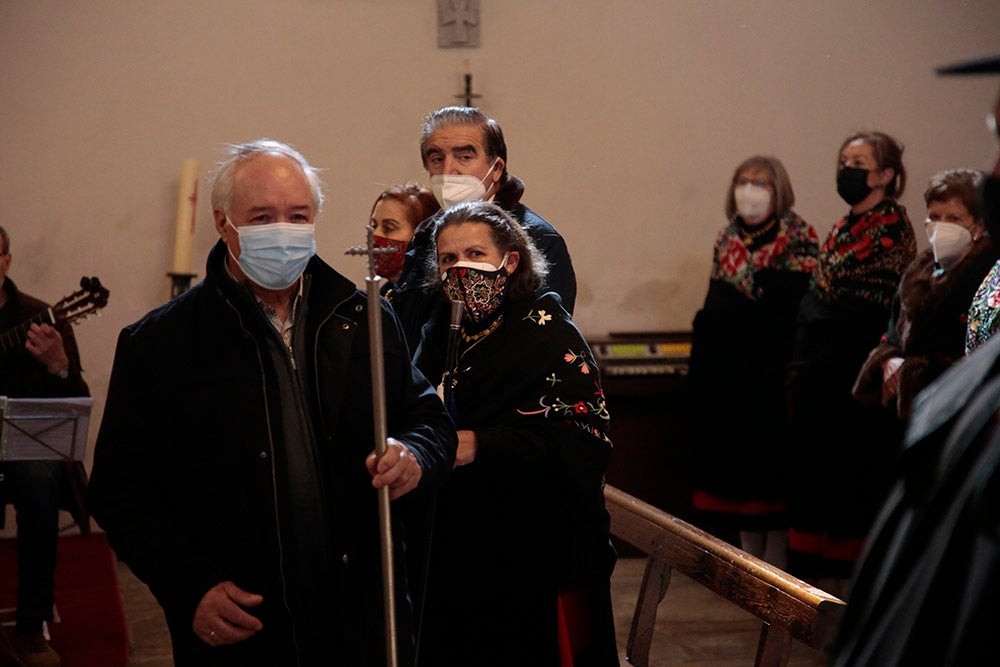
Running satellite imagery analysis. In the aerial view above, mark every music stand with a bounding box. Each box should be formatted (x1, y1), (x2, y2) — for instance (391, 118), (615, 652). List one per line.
(0, 397), (92, 651)
(0, 396), (93, 537)
(0, 397), (92, 463)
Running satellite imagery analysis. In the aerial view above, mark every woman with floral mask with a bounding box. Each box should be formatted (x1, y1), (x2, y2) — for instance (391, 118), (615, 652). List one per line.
(786, 130), (916, 595)
(688, 156), (818, 569)
(853, 169), (993, 419)
(413, 201), (618, 666)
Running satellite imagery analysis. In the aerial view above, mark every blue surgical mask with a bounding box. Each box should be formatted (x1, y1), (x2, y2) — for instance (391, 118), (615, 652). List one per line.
(227, 219), (316, 290)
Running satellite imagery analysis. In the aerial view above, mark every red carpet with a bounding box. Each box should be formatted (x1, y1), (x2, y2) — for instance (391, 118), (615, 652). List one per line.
(0, 533), (129, 667)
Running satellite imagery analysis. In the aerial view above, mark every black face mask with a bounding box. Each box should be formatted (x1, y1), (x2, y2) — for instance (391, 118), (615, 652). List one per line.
(837, 166), (874, 206)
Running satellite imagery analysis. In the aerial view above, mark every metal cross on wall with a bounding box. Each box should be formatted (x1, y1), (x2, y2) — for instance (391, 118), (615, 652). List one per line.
(456, 66), (482, 107)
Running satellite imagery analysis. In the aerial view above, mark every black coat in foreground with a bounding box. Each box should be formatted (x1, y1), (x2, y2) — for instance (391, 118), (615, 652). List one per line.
(833, 176), (1000, 664)
(87, 241), (456, 667)
(832, 330), (1000, 666)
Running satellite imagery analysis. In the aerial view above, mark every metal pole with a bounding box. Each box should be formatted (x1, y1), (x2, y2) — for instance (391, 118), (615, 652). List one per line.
(366, 274), (398, 667)
(442, 300), (465, 401)
(346, 228), (398, 667)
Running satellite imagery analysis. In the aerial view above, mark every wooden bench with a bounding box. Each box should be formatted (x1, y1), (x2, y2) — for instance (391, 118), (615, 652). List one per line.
(605, 485), (846, 666)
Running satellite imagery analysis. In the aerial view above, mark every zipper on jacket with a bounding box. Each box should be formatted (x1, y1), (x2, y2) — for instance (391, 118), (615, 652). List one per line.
(221, 293), (304, 665)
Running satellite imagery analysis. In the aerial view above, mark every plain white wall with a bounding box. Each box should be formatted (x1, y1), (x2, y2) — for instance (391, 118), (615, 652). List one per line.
(1, 1), (999, 469)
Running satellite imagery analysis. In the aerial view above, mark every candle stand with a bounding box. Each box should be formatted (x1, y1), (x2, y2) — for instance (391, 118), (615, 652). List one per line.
(168, 272), (197, 299)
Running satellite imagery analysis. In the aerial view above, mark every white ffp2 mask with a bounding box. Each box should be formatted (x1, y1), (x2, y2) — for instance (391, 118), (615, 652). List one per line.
(734, 184), (772, 223)
(430, 158), (501, 209)
(925, 220), (972, 268)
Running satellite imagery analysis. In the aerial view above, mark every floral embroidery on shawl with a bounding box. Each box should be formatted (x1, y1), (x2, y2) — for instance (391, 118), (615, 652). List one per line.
(563, 350), (591, 375)
(518, 350), (612, 444)
(810, 200), (916, 308)
(523, 309), (553, 326)
(711, 210), (819, 299)
(966, 259), (1000, 353)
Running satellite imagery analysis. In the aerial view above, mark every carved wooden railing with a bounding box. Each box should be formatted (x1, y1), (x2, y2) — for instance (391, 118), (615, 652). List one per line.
(605, 485), (846, 666)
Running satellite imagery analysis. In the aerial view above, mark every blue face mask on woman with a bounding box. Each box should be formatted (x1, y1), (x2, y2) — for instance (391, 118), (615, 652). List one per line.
(227, 219), (316, 290)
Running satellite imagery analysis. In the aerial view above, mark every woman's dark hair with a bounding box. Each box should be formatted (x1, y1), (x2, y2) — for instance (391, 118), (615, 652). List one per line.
(923, 168), (985, 221)
(427, 201), (548, 301)
(838, 130), (907, 198)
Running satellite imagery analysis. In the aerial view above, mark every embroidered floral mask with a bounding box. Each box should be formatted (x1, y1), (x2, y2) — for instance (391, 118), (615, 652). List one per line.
(441, 254), (510, 328)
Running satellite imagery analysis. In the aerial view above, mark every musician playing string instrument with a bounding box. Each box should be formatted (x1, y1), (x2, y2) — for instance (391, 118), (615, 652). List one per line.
(0, 225), (89, 667)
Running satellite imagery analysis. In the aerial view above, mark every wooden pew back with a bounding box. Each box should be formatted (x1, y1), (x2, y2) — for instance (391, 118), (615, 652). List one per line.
(605, 485), (845, 666)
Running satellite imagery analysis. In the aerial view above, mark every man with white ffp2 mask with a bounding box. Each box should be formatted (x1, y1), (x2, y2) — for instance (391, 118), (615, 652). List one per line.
(388, 106), (577, 349)
(429, 156), (502, 210)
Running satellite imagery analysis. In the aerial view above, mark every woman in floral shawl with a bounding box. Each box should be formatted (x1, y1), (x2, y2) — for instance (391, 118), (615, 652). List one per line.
(787, 131), (916, 594)
(413, 201), (617, 666)
(688, 156), (818, 569)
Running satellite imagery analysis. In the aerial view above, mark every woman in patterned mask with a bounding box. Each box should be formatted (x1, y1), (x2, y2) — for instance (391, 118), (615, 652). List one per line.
(413, 201), (618, 666)
(688, 155), (819, 569)
(368, 183), (439, 285)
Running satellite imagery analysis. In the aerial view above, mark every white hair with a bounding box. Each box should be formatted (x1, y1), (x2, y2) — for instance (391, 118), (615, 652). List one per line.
(210, 139), (325, 216)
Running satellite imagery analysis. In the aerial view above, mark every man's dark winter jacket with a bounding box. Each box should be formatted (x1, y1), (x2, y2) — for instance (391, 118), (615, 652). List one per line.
(87, 241), (456, 666)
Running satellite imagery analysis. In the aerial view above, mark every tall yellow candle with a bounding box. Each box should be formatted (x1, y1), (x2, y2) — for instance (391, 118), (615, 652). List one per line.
(172, 159), (199, 274)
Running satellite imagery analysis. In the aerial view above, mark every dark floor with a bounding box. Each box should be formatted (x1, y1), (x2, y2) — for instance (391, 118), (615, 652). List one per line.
(115, 556), (830, 667)
(0, 508), (829, 666)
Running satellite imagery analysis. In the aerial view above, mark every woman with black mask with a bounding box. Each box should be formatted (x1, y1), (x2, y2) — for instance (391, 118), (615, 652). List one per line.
(785, 131), (916, 597)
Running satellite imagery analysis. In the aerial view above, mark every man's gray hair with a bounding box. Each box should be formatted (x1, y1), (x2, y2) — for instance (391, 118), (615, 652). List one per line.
(210, 139), (325, 217)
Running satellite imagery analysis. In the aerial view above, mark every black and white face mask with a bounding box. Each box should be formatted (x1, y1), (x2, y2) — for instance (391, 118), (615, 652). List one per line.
(441, 253), (510, 328)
